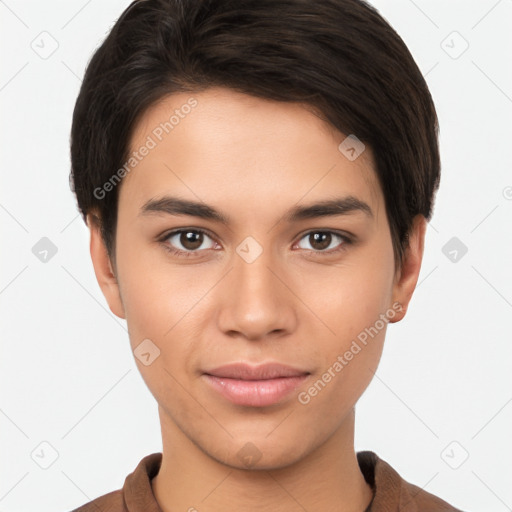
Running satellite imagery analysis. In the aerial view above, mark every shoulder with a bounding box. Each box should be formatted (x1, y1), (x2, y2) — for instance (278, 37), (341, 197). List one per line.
(70, 489), (126, 512)
(357, 450), (464, 511)
(68, 452), (162, 512)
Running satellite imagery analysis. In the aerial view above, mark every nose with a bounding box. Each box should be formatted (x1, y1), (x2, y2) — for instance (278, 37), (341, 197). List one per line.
(215, 245), (297, 341)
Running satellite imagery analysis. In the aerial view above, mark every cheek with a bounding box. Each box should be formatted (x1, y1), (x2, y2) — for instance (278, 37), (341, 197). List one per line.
(305, 254), (394, 343)
(115, 234), (195, 338)
(300, 319), (387, 415)
(118, 267), (201, 411)
(299, 246), (394, 408)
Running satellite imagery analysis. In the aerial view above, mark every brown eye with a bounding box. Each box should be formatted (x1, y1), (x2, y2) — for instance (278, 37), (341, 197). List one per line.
(309, 232), (332, 250)
(296, 231), (350, 253)
(164, 229), (216, 253)
(180, 231), (203, 250)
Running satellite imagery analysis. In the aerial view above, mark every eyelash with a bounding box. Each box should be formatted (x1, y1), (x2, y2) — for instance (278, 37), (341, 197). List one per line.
(158, 228), (353, 259)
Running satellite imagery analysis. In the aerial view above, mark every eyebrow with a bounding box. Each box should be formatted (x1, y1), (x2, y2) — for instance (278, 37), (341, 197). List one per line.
(139, 195), (373, 224)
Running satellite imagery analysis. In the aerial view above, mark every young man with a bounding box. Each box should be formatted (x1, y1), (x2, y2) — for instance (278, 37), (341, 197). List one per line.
(69, 0), (462, 510)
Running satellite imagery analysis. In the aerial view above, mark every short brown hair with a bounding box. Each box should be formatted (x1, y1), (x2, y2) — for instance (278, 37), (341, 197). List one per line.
(70, 0), (440, 271)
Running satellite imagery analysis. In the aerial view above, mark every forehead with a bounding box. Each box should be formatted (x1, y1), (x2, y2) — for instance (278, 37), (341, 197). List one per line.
(121, 87), (383, 221)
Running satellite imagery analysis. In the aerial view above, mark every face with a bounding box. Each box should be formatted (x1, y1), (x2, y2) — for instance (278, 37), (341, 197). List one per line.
(89, 86), (424, 469)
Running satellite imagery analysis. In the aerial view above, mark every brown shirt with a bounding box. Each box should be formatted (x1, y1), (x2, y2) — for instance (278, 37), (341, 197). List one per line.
(70, 451), (463, 512)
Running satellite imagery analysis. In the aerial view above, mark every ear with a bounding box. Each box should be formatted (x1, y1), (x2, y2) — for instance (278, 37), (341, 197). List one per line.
(87, 213), (126, 319)
(389, 215), (427, 323)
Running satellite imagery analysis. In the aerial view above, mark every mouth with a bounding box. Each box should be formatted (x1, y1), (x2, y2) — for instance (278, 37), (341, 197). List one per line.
(202, 362), (310, 407)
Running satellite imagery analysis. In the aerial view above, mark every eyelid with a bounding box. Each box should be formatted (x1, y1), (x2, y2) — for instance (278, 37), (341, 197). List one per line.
(294, 228), (353, 243)
(158, 227), (218, 251)
(159, 227), (354, 259)
(159, 226), (215, 241)
(293, 229), (353, 252)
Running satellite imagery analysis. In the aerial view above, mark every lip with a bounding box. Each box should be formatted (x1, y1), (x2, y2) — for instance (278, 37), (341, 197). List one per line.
(202, 363), (310, 407)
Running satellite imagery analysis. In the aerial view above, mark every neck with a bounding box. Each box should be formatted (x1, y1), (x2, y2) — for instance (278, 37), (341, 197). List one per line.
(151, 407), (373, 512)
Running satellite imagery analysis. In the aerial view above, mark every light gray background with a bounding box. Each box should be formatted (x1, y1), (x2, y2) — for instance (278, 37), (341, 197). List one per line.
(1, 1), (511, 511)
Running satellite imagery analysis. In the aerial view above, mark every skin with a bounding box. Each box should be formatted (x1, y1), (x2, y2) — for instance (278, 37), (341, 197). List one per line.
(88, 86), (426, 512)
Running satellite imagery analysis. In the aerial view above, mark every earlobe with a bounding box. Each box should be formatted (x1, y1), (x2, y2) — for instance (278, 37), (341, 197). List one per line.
(87, 213), (126, 319)
(389, 215), (427, 323)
